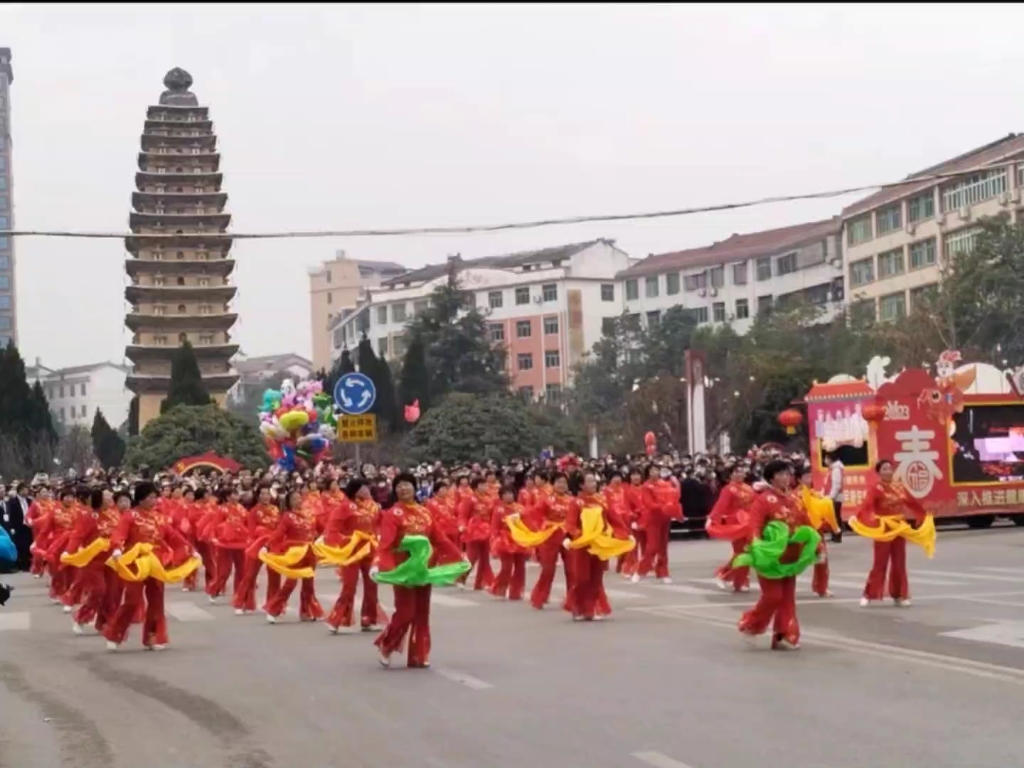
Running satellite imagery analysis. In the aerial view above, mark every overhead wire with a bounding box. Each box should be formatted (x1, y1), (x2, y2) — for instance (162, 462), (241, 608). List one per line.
(0, 160), (1016, 241)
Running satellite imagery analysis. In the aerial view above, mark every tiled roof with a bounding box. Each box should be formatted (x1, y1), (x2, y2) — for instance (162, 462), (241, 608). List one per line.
(234, 353), (313, 374)
(380, 240), (609, 287)
(841, 132), (1024, 219)
(617, 218), (840, 279)
(805, 380), (874, 402)
(29, 361), (130, 378)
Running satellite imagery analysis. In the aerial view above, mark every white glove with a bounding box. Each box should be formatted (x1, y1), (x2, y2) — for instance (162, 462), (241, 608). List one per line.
(111, 549), (123, 559)
(562, 537), (572, 549)
(259, 547), (268, 556)
(630, 522), (638, 531)
(628, 536), (636, 545)
(508, 513), (520, 523)
(369, 565), (380, 579)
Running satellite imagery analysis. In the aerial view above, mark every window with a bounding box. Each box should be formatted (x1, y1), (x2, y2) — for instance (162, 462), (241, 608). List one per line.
(488, 291), (503, 309)
(757, 295), (773, 314)
(875, 204), (902, 236)
(910, 284), (938, 311)
(646, 310), (660, 327)
(325, 291), (333, 306)
(0, 274), (7, 289)
(516, 320), (532, 338)
(733, 262), (749, 286)
(154, 335), (168, 345)
(0, 296), (8, 309)
(879, 291), (907, 322)
(177, 304), (187, 314)
(0, 217), (7, 229)
(0, 237), (7, 249)
(0, 255), (7, 270)
(941, 169), (1007, 212)
(712, 302), (726, 322)
(376, 305), (388, 325)
(755, 257), (772, 281)
(518, 386), (534, 401)
(0, 315), (9, 330)
(601, 317), (616, 336)
(0, 196), (7, 212)
(489, 323), (505, 342)
(199, 304), (212, 315)
(776, 252), (797, 276)
(684, 272), (707, 292)
(877, 248), (905, 278)
(517, 353), (533, 371)
(545, 384), (562, 404)
(908, 193), (935, 224)
(413, 300), (429, 316)
(735, 298), (749, 319)
(694, 306), (709, 324)
(543, 316), (558, 335)
(944, 227), (981, 258)
(665, 273), (680, 295)
(80, 383), (87, 396)
(392, 334), (408, 357)
(391, 303), (407, 323)
(709, 266), (725, 289)
(847, 215), (873, 246)
(644, 276), (659, 298)
(542, 284), (558, 302)
(909, 238), (936, 270)
(600, 284), (615, 302)
(198, 334), (214, 345)
(515, 287), (530, 305)
(625, 279), (639, 301)
(0, 179), (6, 191)
(849, 257), (875, 287)
(0, 157), (4, 170)
(59, 385), (64, 398)
(377, 337), (388, 356)
(60, 408), (65, 420)
(544, 350), (560, 368)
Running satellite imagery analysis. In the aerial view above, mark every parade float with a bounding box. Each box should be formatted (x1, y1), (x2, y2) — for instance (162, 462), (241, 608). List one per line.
(802, 352), (1024, 527)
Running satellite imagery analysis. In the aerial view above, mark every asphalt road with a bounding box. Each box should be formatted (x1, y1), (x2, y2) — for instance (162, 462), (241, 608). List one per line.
(3, 530), (1024, 768)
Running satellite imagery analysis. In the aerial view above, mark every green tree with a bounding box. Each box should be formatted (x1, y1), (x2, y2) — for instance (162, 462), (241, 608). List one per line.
(397, 334), (430, 420)
(90, 409), (126, 468)
(320, 349), (356, 402)
(354, 337), (399, 430)
(124, 404), (269, 470)
(0, 344), (57, 478)
(127, 396), (140, 437)
(161, 341), (211, 413)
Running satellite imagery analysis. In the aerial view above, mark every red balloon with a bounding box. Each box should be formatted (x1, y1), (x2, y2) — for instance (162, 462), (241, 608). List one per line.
(405, 399), (421, 423)
(644, 431), (657, 456)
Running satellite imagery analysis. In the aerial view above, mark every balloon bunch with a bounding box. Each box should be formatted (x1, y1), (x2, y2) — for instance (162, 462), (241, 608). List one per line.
(259, 378), (337, 472)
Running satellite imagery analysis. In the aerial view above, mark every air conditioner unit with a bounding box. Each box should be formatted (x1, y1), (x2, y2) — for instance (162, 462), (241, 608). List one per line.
(533, 296), (543, 305)
(697, 288), (707, 298)
(829, 257), (843, 269)
(904, 223), (916, 236)
(959, 206), (972, 221)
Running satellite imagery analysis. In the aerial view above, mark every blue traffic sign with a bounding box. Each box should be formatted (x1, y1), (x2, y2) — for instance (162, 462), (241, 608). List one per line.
(334, 372), (377, 416)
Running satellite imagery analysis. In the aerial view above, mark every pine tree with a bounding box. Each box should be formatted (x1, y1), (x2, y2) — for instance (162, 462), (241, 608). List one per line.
(28, 381), (56, 445)
(355, 337), (398, 430)
(127, 396), (140, 437)
(91, 409), (126, 468)
(398, 333), (431, 418)
(322, 349), (356, 402)
(161, 341), (212, 413)
(0, 342), (41, 443)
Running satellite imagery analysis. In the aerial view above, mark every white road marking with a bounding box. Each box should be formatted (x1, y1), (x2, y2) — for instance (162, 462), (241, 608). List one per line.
(434, 667), (493, 690)
(632, 750), (698, 768)
(430, 594), (478, 608)
(833, 571), (960, 586)
(0, 612), (30, 631)
(978, 567), (1024, 576)
(953, 596), (1024, 609)
(693, 578), (760, 592)
(165, 602), (215, 622)
(917, 569), (1022, 583)
(940, 621), (1024, 649)
(816, 578), (864, 590)
(661, 584), (724, 596)
(546, 583), (644, 600)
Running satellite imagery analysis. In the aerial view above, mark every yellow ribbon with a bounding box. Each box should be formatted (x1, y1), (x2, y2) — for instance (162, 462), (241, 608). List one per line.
(61, 537), (111, 568)
(312, 531), (377, 567)
(507, 516), (560, 548)
(105, 543), (202, 583)
(801, 487), (839, 533)
(566, 507), (636, 561)
(849, 514), (937, 558)
(259, 544), (315, 579)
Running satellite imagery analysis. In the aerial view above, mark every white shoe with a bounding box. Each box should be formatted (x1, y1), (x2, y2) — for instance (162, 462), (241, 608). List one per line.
(208, 596), (218, 605)
(818, 591), (834, 598)
(234, 608), (244, 616)
(715, 578), (728, 591)
(774, 639), (800, 651)
(594, 615), (605, 622)
(859, 597), (870, 607)
(365, 624), (383, 632)
(895, 598), (912, 607)
(62, 605), (72, 614)
(630, 574), (641, 584)
(378, 651), (392, 668)
(72, 622), (85, 636)
(740, 632), (760, 649)
(738, 585), (751, 593)
(661, 577), (673, 585)
(457, 582), (467, 590)
(105, 641), (119, 652)
(152, 644), (166, 652)
(266, 614), (277, 624)
(182, 587), (192, 593)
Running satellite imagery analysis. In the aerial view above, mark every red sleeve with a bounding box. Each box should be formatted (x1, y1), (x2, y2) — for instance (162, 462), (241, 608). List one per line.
(109, 511), (135, 551)
(489, 501), (505, 540)
(323, 501), (354, 546)
(859, 484), (883, 522)
(265, 511), (290, 551)
(708, 486), (736, 524)
(66, 511), (91, 553)
(604, 501), (629, 538)
(429, 518), (464, 564)
(161, 520), (191, 551)
(246, 506), (259, 538)
(564, 498), (583, 539)
(34, 509), (54, 540)
(523, 499), (545, 530)
(26, 502), (43, 526)
(901, 489), (927, 522)
(746, 494), (769, 539)
(456, 499), (472, 530)
(374, 508), (401, 571)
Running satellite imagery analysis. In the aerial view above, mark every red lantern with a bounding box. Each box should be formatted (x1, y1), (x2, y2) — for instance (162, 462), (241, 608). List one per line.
(778, 408), (803, 435)
(404, 400), (421, 424)
(644, 431), (657, 457)
(861, 402), (886, 425)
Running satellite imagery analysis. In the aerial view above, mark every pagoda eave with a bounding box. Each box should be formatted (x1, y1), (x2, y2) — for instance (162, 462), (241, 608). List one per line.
(125, 285), (237, 303)
(127, 372), (239, 395)
(146, 104), (209, 116)
(124, 234), (233, 252)
(140, 134), (217, 149)
(129, 212), (231, 228)
(125, 313), (238, 332)
(125, 258), (235, 277)
(125, 343), (239, 363)
(135, 171), (223, 187)
(137, 153), (221, 172)
(132, 191), (228, 207)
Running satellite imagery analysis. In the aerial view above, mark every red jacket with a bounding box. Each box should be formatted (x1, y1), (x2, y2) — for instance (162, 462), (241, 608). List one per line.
(374, 501), (462, 572)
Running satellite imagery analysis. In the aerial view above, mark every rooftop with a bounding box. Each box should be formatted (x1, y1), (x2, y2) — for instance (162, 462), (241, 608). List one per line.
(26, 360), (130, 380)
(617, 218), (840, 279)
(381, 239), (610, 287)
(841, 132), (1024, 219)
(234, 353), (314, 376)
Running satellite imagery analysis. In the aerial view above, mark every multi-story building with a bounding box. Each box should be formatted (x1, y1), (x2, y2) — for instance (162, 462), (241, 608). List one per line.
(228, 352), (315, 408)
(123, 68), (239, 429)
(308, 251), (405, 370)
(841, 133), (1024, 321)
(0, 47), (13, 347)
(25, 360), (133, 430)
(328, 239), (632, 400)
(617, 218), (844, 332)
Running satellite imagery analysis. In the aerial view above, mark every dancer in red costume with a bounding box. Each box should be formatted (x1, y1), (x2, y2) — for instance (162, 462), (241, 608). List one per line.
(488, 486), (528, 601)
(797, 465), (839, 598)
(527, 471), (575, 610)
(617, 468), (645, 578)
(33, 485), (80, 608)
(324, 479), (387, 634)
(263, 489), (324, 623)
(706, 463), (754, 593)
(233, 484), (282, 615)
(65, 487), (124, 635)
(103, 482), (193, 651)
(737, 460), (808, 650)
(571, 471), (632, 620)
(205, 487), (249, 602)
(633, 465), (683, 584)
(182, 488), (218, 595)
(25, 486), (51, 578)
(373, 473), (464, 669)
(858, 459), (927, 608)
(457, 477), (495, 591)
(425, 480), (460, 545)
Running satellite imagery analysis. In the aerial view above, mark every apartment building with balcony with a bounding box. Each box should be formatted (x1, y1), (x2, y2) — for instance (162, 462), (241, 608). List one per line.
(328, 239), (632, 401)
(841, 132), (1024, 322)
(617, 218), (844, 333)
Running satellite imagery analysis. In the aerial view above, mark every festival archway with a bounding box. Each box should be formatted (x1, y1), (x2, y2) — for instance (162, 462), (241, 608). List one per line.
(172, 452), (242, 476)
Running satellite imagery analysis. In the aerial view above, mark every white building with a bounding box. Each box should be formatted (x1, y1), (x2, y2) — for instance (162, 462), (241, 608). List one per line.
(228, 352), (315, 407)
(617, 218), (844, 332)
(328, 239), (633, 399)
(25, 360), (133, 430)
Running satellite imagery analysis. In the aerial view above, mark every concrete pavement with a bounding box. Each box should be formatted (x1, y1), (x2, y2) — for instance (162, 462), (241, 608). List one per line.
(2, 531), (1024, 767)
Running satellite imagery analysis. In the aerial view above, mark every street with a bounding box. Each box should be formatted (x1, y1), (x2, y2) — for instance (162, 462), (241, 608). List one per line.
(3, 531), (1024, 768)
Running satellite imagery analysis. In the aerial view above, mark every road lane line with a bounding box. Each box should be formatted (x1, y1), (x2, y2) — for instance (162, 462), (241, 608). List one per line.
(434, 668), (494, 690)
(979, 567), (1024, 576)
(917, 570), (1022, 583)
(952, 596), (1024, 608)
(165, 602), (215, 622)
(430, 594), (478, 608)
(661, 584), (724, 596)
(632, 750), (698, 768)
(0, 612), (30, 631)
(693, 578), (760, 592)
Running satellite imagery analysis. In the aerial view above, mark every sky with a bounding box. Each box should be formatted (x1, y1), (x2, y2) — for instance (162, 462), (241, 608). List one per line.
(4, 3), (1024, 368)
